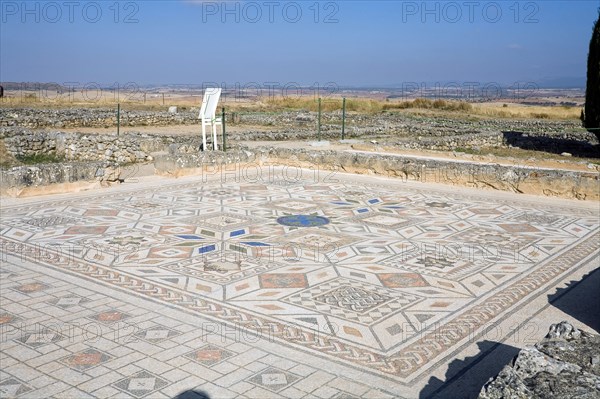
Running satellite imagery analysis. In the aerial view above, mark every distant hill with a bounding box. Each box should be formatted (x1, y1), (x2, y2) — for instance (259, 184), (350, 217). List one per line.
(0, 82), (70, 91)
(529, 77), (586, 89)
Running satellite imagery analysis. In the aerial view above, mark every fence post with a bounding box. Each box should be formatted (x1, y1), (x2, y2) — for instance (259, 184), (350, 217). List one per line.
(222, 107), (227, 152)
(117, 103), (120, 136)
(318, 97), (322, 141)
(342, 97), (346, 140)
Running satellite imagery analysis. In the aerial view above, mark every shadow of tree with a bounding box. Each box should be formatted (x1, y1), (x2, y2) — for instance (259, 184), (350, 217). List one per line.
(547, 268), (600, 334)
(173, 390), (211, 399)
(419, 340), (520, 399)
(502, 131), (600, 158)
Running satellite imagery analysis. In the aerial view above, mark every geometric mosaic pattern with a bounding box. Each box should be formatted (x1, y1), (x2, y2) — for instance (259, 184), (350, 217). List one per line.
(277, 214), (330, 227)
(134, 327), (181, 343)
(16, 331), (64, 349)
(0, 378), (33, 398)
(112, 371), (170, 398)
(184, 344), (235, 366)
(59, 349), (112, 371)
(1, 170), (598, 386)
(248, 367), (301, 392)
(283, 277), (422, 324)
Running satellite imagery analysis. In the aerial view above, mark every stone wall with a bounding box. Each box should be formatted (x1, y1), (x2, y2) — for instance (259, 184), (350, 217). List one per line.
(153, 149), (255, 177)
(3, 143), (598, 200)
(2, 107), (596, 156)
(386, 131), (504, 151)
(262, 147), (599, 200)
(0, 108), (588, 140)
(0, 161), (120, 196)
(1, 126), (598, 200)
(153, 147), (600, 201)
(3, 126), (597, 161)
(2, 129), (200, 164)
(0, 108), (198, 128)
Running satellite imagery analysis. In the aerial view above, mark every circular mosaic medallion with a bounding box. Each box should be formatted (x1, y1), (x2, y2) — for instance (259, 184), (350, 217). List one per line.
(277, 215), (330, 227)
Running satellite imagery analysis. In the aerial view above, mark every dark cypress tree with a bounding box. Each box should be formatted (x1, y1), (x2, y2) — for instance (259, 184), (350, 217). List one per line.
(584, 9), (600, 141)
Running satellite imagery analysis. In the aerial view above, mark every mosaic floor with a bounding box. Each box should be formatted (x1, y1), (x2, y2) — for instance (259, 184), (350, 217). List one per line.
(1, 170), (598, 398)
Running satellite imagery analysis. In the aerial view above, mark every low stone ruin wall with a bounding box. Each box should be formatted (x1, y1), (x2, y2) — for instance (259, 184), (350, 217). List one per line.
(0, 162), (120, 196)
(3, 127), (597, 162)
(2, 128), (200, 164)
(153, 147), (600, 201)
(0, 107), (585, 136)
(153, 149), (255, 177)
(0, 108), (198, 128)
(388, 131), (505, 151)
(1, 128), (598, 200)
(259, 147), (599, 200)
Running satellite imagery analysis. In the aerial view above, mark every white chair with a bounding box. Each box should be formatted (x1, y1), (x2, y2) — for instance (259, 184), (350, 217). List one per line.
(199, 88), (222, 150)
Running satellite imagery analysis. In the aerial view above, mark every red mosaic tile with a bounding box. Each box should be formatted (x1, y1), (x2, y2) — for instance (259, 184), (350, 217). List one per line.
(378, 273), (429, 288)
(259, 273), (308, 289)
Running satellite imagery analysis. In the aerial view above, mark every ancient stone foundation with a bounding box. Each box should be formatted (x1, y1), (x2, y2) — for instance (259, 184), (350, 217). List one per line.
(1, 128), (200, 163)
(1, 128), (598, 200)
(152, 147), (599, 201)
(0, 162), (120, 196)
(479, 322), (600, 399)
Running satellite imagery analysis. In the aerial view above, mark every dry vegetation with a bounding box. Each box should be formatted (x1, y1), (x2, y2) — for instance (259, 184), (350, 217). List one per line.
(0, 140), (17, 168)
(0, 93), (204, 111)
(261, 96), (473, 113)
(260, 97), (581, 120)
(472, 102), (582, 120)
(1, 92), (582, 120)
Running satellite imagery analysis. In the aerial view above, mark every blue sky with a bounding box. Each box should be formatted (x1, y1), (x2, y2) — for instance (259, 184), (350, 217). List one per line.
(1, 0), (599, 87)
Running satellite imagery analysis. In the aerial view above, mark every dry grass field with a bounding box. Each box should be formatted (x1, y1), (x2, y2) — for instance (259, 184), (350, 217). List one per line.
(0, 90), (583, 120)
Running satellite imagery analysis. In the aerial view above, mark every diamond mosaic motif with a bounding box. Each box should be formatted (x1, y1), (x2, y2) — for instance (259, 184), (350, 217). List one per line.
(0, 378), (33, 397)
(64, 225), (108, 235)
(0, 313), (19, 325)
(259, 273), (309, 289)
(17, 332), (63, 349)
(498, 223), (540, 233)
(355, 213), (416, 229)
(89, 310), (131, 325)
(248, 367), (300, 392)
(187, 212), (262, 232)
(13, 282), (50, 294)
(49, 295), (88, 309)
(60, 349), (112, 371)
(112, 371), (169, 398)
(270, 199), (321, 212)
(135, 327), (181, 343)
(378, 273), (429, 288)
(184, 344), (234, 366)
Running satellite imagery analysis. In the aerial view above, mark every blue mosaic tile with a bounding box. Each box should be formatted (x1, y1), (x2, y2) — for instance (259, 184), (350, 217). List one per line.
(230, 229), (245, 237)
(176, 235), (203, 240)
(277, 215), (330, 227)
(198, 244), (216, 254)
